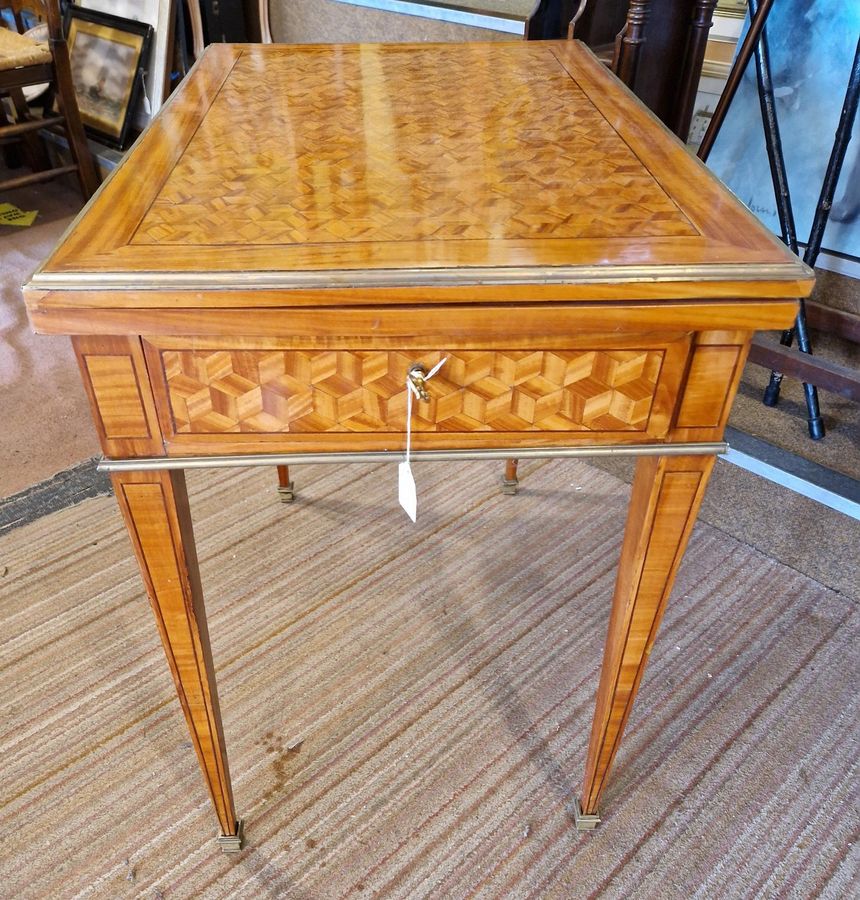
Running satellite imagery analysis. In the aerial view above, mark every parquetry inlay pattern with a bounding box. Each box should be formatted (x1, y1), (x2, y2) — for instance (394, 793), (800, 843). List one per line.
(133, 45), (696, 246)
(162, 349), (664, 434)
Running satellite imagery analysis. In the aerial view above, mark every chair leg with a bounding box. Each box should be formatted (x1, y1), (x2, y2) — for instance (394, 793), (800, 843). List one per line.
(50, 56), (100, 199)
(502, 459), (519, 495)
(8, 87), (51, 173)
(0, 100), (23, 169)
(276, 465), (295, 503)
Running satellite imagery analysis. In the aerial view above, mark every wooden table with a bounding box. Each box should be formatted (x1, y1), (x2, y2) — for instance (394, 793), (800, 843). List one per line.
(24, 40), (812, 851)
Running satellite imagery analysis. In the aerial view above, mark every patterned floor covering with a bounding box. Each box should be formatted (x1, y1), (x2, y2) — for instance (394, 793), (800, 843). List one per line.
(0, 460), (857, 898)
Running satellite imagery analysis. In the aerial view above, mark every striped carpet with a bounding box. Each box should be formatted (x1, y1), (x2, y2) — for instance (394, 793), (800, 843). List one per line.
(0, 460), (857, 898)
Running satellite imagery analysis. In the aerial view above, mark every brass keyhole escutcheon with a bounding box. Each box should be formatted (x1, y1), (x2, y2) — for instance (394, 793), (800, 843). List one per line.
(407, 364), (431, 402)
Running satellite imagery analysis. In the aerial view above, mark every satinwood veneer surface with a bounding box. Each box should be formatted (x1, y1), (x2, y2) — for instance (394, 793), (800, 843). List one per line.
(27, 40), (811, 310)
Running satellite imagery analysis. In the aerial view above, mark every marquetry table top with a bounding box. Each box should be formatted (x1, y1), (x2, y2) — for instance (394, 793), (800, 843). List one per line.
(30, 41), (811, 300)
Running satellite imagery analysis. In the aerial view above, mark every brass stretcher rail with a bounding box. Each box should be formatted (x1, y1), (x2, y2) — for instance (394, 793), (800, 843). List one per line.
(97, 442), (730, 472)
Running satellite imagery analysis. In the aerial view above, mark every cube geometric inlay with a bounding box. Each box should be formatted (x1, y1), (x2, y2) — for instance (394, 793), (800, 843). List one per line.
(133, 46), (696, 248)
(162, 349), (664, 435)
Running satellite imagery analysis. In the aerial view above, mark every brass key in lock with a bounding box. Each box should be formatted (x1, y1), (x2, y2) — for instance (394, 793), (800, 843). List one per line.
(407, 364), (431, 401)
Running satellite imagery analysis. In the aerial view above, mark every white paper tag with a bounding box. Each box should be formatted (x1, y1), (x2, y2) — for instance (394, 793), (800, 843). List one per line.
(399, 356), (447, 522)
(398, 461), (417, 522)
(425, 356), (447, 380)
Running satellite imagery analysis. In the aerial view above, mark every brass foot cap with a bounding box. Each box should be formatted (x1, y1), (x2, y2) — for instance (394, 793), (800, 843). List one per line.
(216, 818), (245, 853)
(277, 482), (295, 503)
(501, 478), (519, 495)
(573, 799), (601, 831)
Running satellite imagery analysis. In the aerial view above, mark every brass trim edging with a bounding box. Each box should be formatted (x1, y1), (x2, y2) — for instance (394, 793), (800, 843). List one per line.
(98, 442), (728, 472)
(26, 262), (811, 292)
(25, 48), (221, 288)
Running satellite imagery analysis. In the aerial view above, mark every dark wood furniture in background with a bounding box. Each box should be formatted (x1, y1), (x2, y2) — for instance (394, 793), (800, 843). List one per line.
(236, 1), (714, 144)
(525, 0), (584, 40)
(0, 0), (98, 198)
(572, 0), (717, 140)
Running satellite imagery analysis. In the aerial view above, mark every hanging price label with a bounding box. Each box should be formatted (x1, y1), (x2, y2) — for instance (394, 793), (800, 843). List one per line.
(398, 357), (447, 522)
(398, 459), (417, 523)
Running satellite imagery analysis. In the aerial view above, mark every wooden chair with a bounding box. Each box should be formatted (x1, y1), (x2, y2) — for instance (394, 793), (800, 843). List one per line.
(0, 0), (99, 199)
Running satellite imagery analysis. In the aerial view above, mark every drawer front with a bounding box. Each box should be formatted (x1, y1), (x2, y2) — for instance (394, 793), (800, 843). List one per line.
(143, 342), (691, 453)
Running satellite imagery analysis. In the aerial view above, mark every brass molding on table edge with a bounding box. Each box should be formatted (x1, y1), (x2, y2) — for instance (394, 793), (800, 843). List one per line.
(573, 798), (602, 832)
(216, 819), (245, 853)
(97, 442), (729, 472)
(25, 262), (812, 292)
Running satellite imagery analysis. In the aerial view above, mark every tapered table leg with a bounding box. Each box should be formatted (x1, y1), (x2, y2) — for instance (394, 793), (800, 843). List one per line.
(111, 469), (242, 850)
(576, 453), (716, 828)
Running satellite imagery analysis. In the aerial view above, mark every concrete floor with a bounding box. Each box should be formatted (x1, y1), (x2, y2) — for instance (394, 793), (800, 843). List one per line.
(0, 177), (98, 497)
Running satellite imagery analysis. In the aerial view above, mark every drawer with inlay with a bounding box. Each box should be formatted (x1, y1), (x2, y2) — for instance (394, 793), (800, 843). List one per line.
(135, 335), (695, 455)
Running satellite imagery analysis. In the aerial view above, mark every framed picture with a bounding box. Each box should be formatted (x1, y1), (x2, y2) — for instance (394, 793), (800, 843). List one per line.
(77, 0), (175, 129)
(64, 6), (153, 149)
(716, 0), (747, 16)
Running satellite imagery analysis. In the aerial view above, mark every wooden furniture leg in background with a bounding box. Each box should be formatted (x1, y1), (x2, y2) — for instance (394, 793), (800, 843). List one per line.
(45, 0), (100, 200)
(670, 0), (718, 140)
(273, 459), (526, 501)
(8, 85), (51, 173)
(575, 453), (715, 828)
(276, 464), (295, 503)
(502, 458), (520, 495)
(614, 0), (651, 87)
(276, 460), (520, 499)
(111, 469), (243, 851)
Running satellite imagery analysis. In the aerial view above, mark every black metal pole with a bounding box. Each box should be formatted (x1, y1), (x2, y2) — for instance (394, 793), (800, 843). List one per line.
(706, 5), (859, 439)
(789, 35), (860, 438)
(749, 0), (798, 254)
(748, 0), (804, 409)
(697, 0), (776, 163)
(802, 36), (860, 268)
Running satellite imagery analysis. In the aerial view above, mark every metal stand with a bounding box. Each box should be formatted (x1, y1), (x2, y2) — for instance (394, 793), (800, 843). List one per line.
(699, 4), (860, 440)
(697, 0), (776, 162)
(743, 0), (821, 438)
(762, 31), (860, 439)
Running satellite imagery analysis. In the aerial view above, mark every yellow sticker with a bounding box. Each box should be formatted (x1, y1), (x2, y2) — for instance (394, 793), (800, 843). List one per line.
(0, 203), (38, 227)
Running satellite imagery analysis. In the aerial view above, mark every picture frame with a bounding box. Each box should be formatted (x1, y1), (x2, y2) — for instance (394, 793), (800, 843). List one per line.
(716, 0), (747, 16)
(77, 0), (175, 129)
(64, 5), (153, 149)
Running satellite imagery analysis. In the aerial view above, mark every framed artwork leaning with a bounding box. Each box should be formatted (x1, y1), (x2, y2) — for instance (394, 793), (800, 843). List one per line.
(64, 6), (153, 149)
(77, 0), (175, 129)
